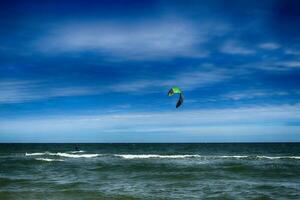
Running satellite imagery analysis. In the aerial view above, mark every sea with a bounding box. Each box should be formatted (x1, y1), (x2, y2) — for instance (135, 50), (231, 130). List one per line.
(0, 143), (299, 200)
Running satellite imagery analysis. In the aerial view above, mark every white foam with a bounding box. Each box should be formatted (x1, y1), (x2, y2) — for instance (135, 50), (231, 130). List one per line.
(26, 152), (100, 158)
(289, 156), (300, 159)
(54, 153), (99, 158)
(217, 156), (249, 159)
(68, 150), (85, 153)
(257, 156), (281, 159)
(115, 154), (300, 160)
(115, 154), (251, 159)
(26, 152), (49, 156)
(25, 152), (300, 160)
(35, 158), (64, 162)
(257, 156), (300, 160)
(115, 154), (202, 159)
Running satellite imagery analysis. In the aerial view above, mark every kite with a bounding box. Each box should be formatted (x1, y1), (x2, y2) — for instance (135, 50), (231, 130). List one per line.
(168, 87), (184, 108)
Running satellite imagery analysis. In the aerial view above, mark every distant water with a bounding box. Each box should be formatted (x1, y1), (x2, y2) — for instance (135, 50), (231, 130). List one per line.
(0, 143), (300, 200)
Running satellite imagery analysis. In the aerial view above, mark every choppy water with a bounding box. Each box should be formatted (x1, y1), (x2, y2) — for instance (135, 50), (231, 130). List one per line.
(0, 143), (299, 199)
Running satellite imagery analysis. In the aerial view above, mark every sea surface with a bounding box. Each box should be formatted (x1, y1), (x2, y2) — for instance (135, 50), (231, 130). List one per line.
(0, 143), (299, 200)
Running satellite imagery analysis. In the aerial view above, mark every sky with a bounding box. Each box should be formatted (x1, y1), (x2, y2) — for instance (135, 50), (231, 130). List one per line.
(0, 0), (300, 142)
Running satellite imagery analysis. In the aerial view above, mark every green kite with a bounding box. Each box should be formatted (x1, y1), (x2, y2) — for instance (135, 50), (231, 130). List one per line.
(168, 87), (184, 108)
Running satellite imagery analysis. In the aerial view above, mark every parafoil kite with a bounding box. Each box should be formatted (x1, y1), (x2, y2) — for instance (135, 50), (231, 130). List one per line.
(168, 87), (184, 108)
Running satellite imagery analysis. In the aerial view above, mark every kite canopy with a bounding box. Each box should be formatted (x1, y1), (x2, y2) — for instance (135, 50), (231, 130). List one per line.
(168, 87), (184, 108)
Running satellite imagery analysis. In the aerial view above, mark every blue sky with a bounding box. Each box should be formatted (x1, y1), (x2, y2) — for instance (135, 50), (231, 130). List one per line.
(0, 0), (300, 142)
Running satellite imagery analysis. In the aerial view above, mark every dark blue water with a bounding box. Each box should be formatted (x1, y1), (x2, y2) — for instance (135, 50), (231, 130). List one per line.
(0, 143), (300, 199)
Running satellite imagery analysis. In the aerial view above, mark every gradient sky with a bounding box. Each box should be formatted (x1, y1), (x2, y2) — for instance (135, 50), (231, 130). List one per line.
(1, 0), (300, 142)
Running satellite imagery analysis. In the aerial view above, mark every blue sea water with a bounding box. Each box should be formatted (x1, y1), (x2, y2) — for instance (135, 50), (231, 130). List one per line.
(0, 143), (299, 199)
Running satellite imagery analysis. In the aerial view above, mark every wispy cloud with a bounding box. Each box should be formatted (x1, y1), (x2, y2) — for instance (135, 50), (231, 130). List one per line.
(35, 19), (230, 60)
(220, 41), (255, 55)
(276, 61), (300, 68)
(223, 90), (289, 101)
(110, 67), (229, 93)
(284, 49), (300, 56)
(258, 42), (280, 50)
(1, 104), (300, 140)
(36, 20), (202, 59)
(0, 65), (231, 104)
(0, 80), (97, 104)
(240, 59), (300, 71)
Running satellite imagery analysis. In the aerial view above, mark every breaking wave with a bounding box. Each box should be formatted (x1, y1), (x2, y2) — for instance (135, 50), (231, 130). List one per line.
(26, 152), (100, 158)
(115, 154), (201, 159)
(25, 152), (300, 160)
(26, 152), (49, 156)
(53, 153), (100, 158)
(68, 150), (85, 153)
(256, 156), (300, 160)
(115, 154), (300, 160)
(35, 158), (64, 162)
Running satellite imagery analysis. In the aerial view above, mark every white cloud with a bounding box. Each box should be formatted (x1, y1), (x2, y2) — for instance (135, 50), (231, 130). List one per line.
(0, 66), (228, 104)
(36, 20), (202, 59)
(223, 90), (289, 101)
(0, 80), (98, 104)
(241, 59), (300, 71)
(258, 42), (280, 50)
(220, 41), (255, 55)
(110, 67), (229, 93)
(35, 19), (230, 60)
(285, 49), (300, 56)
(277, 61), (300, 68)
(1, 104), (300, 138)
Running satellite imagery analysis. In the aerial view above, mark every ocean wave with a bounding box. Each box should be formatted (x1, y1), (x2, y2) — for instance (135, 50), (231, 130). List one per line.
(217, 156), (249, 159)
(54, 153), (99, 158)
(114, 154), (300, 160)
(115, 154), (201, 159)
(35, 158), (64, 162)
(289, 156), (300, 159)
(26, 152), (49, 156)
(68, 150), (85, 153)
(257, 156), (300, 160)
(26, 152), (100, 158)
(25, 152), (300, 160)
